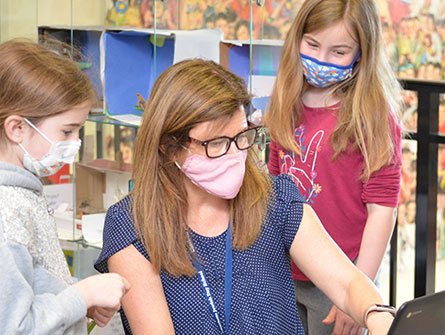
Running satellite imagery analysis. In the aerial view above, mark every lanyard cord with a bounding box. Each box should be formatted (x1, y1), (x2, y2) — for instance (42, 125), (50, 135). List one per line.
(224, 223), (232, 335)
(190, 223), (233, 334)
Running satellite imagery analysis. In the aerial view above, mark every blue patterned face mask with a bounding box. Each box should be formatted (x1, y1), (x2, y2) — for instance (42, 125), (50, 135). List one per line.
(301, 51), (360, 88)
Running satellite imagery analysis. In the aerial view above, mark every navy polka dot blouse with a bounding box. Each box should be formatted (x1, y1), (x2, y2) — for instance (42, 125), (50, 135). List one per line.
(95, 174), (306, 334)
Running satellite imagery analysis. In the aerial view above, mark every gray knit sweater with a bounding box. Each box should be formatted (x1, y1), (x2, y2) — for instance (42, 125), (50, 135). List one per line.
(0, 162), (87, 334)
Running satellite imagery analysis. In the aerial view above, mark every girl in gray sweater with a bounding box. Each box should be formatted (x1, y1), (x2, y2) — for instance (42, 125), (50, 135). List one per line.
(0, 40), (130, 334)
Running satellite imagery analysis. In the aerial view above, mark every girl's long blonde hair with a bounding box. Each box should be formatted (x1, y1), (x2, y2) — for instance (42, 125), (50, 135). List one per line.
(264, 0), (402, 179)
(132, 59), (271, 277)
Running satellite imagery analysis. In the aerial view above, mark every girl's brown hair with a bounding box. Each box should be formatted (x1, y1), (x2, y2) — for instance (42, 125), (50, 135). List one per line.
(132, 59), (271, 277)
(264, 0), (403, 179)
(0, 39), (95, 140)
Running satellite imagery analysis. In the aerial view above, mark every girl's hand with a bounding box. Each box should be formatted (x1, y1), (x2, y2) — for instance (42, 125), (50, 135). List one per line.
(323, 305), (364, 335)
(73, 273), (131, 311)
(87, 307), (117, 328)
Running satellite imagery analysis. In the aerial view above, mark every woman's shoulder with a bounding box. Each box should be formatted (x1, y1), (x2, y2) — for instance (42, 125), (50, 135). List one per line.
(103, 194), (136, 238)
(95, 194), (139, 273)
(270, 174), (306, 204)
(105, 194), (134, 223)
(108, 194), (133, 213)
(264, 174), (306, 250)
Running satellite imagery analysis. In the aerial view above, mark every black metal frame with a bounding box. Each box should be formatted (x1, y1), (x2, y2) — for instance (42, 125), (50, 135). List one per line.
(389, 79), (445, 306)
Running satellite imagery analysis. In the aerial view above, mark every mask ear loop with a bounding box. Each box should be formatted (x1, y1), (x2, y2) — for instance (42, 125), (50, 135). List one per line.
(181, 145), (191, 153)
(350, 51), (361, 66)
(23, 118), (54, 144)
(18, 142), (33, 156)
(174, 144), (192, 170)
(18, 119), (50, 170)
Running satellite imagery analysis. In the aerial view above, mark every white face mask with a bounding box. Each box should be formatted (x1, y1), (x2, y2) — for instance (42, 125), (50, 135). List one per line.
(18, 118), (81, 177)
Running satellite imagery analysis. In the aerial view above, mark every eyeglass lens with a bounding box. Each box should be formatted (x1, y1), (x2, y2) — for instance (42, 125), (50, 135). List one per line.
(206, 128), (257, 158)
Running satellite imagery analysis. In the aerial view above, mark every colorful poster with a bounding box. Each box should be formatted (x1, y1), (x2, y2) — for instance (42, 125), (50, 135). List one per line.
(104, 1), (444, 81)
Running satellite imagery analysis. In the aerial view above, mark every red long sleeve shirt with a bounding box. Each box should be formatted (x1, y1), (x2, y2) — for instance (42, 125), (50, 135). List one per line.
(267, 103), (402, 281)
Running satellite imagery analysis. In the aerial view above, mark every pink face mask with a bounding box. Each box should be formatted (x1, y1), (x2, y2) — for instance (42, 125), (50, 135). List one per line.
(176, 150), (248, 199)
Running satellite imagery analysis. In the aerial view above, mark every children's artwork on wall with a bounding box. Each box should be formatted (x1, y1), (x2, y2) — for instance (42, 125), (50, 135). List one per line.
(106, 0), (144, 27)
(104, 1), (444, 81)
(382, 1), (445, 81)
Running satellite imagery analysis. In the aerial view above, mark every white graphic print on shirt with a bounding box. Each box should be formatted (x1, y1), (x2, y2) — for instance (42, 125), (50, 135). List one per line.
(279, 125), (324, 204)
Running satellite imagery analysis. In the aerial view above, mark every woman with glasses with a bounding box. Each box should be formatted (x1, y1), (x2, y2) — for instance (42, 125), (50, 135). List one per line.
(95, 59), (394, 335)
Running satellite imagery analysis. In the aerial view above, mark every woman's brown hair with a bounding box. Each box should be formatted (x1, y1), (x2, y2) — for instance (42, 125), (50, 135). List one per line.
(0, 39), (96, 140)
(264, 0), (403, 179)
(132, 59), (271, 277)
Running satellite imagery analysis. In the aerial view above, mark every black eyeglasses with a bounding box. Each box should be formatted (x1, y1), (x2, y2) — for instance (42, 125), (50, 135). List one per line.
(188, 126), (261, 158)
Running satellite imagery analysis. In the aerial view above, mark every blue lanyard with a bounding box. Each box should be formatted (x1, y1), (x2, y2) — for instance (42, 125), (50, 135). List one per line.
(191, 223), (232, 335)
